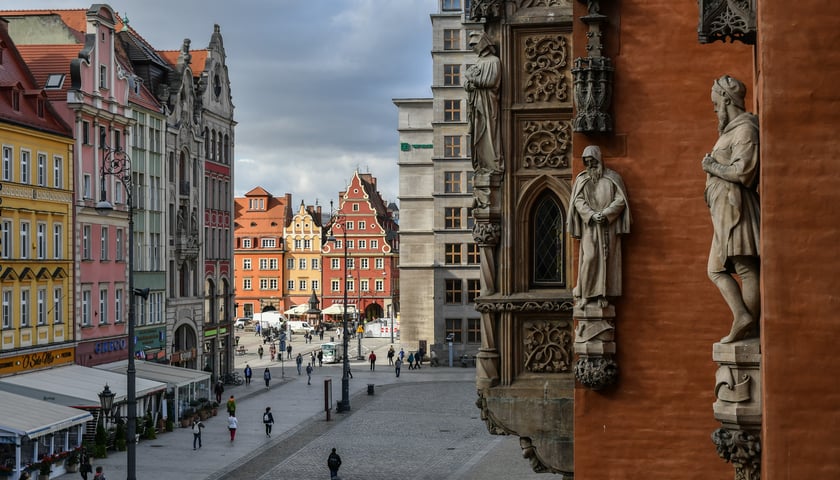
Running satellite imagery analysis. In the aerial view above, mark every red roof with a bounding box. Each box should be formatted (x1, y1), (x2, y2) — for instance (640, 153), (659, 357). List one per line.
(158, 49), (208, 76)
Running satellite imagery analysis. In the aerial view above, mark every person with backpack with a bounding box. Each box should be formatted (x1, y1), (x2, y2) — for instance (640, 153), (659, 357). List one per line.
(407, 352), (415, 370)
(263, 367), (271, 389)
(387, 345), (395, 365)
(191, 415), (204, 450)
(306, 363), (313, 385)
(262, 406), (274, 437)
(327, 448), (342, 479)
(244, 364), (252, 386)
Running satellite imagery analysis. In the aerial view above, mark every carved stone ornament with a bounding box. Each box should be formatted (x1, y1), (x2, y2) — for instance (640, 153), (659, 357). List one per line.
(517, 0), (567, 8)
(711, 428), (761, 480)
(715, 366), (752, 403)
(698, 0), (757, 45)
(524, 35), (570, 104)
(574, 356), (618, 390)
(469, 0), (505, 22)
(522, 120), (572, 169)
(572, 56), (614, 133)
(475, 391), (510, 435)
(524, 320), (573, 373)
(520, 437), (555, 474)
(472, 222), (501, 246)
(475, 299), (575, 313)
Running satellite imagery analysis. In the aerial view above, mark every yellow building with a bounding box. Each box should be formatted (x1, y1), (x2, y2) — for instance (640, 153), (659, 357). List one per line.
(283, 201), (326, 312)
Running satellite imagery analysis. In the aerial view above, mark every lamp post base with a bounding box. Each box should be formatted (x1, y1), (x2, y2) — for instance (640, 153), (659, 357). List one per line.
(336, 400), (351, 413)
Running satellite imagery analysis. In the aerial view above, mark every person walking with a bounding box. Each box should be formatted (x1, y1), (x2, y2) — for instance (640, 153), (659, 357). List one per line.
(93, 466), (106, 480)
(368, 351), (377, 371)
(399, 347), (405, 363)
(269, 343), (276, 361)
(191, 415), (204, 450)
(296, 353), (303, 375)
(258, 345), (264, 360)
(387, 345), (395, 365)
(79, 447), (93, 480)
(263, 367), (271, 389)
(244, 364), (252, 386)
(407, 352), (415, 370)
(286, 344), (293, 360)
(417, 346), (425, 367)
(318, 350), (323, 367)
(214, 380), (224, 403)
(306, 362), (313, 385)
(263, 407), (274, 437)
(327, 448), (342, 479)
(310, 351), (316, 368)
(255, 322), (261, 337)
(395, 357), (402, 377)
(226, 395), (236, 416)
(227, 414), (238, 442)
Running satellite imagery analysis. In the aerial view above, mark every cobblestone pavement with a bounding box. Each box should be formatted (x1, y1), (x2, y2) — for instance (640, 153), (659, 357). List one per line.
(53, 331), (547, 480)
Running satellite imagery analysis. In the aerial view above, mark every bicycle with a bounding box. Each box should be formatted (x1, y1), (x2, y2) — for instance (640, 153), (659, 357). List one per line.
(221, 372), (244, 386)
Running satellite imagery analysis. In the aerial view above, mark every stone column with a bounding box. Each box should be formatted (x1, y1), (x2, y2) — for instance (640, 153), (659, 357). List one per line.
(573, 304), (618, 389)
(711, 338), (761, 480)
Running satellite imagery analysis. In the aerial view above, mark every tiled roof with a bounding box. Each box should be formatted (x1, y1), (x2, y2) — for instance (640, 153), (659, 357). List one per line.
(15, 44), (79, 103)
(158, 49), (208, 76)
(245, 186), (272, 197)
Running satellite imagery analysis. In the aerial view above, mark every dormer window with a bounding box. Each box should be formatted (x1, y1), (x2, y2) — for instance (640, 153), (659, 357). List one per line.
(11, 89), (19, 111)
(45, 74), (65, 90)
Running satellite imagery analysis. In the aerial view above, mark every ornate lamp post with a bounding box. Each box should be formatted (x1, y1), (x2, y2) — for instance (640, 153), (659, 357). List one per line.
(96, 136), (148, 480)
(326, 202), (351, 412)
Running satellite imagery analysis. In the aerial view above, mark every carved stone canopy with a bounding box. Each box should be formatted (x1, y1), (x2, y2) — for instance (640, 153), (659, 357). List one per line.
(698, 0), (757, 45)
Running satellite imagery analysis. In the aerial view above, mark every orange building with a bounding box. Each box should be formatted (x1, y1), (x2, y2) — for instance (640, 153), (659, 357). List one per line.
(233, 188), (292, 318)
(282, 201), (327, 312)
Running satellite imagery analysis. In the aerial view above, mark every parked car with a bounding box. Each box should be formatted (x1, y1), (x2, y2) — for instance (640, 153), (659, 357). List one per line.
(234, 317), (251, 329)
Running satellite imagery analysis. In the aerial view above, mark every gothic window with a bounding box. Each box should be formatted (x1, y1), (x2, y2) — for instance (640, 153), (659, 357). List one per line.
(532, 192), (566, 286)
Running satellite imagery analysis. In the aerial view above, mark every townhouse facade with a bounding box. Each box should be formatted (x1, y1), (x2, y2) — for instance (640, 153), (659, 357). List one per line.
(282, 201), (326, 312)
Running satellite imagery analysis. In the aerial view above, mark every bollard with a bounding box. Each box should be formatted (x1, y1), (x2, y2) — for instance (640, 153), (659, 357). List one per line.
(367, 383), (375, 395)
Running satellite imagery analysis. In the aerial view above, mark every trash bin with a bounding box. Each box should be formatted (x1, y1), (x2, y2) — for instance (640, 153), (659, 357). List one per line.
(367, 384), (375, 395)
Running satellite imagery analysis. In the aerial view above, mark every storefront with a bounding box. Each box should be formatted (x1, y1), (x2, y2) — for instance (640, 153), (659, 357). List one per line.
(0, 390), (92, 480)
(96, 360), (210, 421)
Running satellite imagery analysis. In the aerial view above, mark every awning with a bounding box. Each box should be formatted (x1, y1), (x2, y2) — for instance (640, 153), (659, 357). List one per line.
(321, 304), (357, 315)
(0, 390), (92, 438)
(283, 304), (309, 316)
(0, 364), (167, 408)
(96, 360), (210, 389)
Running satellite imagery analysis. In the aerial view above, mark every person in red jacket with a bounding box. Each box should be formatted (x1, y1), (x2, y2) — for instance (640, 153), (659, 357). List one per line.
(368, 351), (377, 371)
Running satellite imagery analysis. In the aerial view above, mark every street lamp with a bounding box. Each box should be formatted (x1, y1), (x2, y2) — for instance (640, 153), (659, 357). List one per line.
(96, 137), (148, 480)
(326, 202), (351, 413)
(98, 384), (115, 426)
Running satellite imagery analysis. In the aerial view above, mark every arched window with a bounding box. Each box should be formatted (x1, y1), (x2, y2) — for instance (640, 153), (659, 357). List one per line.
(531, 192), (565, 286)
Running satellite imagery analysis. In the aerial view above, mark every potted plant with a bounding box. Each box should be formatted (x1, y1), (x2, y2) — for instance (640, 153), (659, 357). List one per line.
(180, 408), (195, 428)
(65, 447), (82, 473)
(36, 454), (54, 479)
(93, 424), (108, 459)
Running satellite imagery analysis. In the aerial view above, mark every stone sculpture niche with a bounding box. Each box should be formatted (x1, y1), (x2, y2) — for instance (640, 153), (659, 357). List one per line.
(572, 0), (614, 133)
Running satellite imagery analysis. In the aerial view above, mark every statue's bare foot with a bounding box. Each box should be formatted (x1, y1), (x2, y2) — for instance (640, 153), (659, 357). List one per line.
(720, 313), (756, 343)
(575, 297), (588, 309)
(597, 296), (609, 308)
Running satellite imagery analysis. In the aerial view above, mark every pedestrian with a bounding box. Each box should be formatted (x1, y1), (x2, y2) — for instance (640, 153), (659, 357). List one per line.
(399, 347), (405, 363)
(387, 345), (395, 365)
(287, 344), (293, 360)
(327, 447), (342, 479)
(214, 380), (224, 403)
(255, 322), (261, 336)
(269, 343), (276, 361)
(336, 328), (341, 341)
(191, 415), (204, 450)
(417, 346), (425, 367)
(226, 395), (236, 416)
(93, 466), (106, 480)
(263, 367), (271, 389)
(310, 350), (316, 367)
(369, 351), (377, 371)
(79, 447), (93, 480)
(319, 328), (324, 341)
(296, 353), (303, 375)
(244, 364), (252, 386)
(407, 352), (415, 370)
(395, 357), (402, 377)
(306, 363), (313, 385)
(347, 365), (353, 379)
(263, 406), (274, 437)
(258, 345), (264, 360)
(227, 413), (238, 442)
(317, 350), (323, 367)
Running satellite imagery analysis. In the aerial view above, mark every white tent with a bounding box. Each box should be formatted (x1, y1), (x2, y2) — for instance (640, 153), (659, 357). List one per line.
(283, 304), (310, 316)
(321, 304), (357, 315)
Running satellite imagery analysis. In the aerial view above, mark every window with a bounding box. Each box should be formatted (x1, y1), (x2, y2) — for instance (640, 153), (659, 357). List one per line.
(243, 258), (252, 270)
(467, 318), (481, 343)
(444, 29), (460, 50)
(358, 222), (366, 230)
(294, 239), (302, 249)
(346, 240), (354, 249)
(45, 74), (65, 89)
(53, 287), (63, 324)
(2, 289), (11, 328)
(99, 226), (108, 261)
(533, 193), (565, 285)
(445, 243), (462, 264)
(331, 280), (340, 292)
(444, 100), (461, 122)
(346, 221), (354, 230)
(375, 279), (384, 291)
(20, 289), (29, 327)
(442, 0), (461, 10)
(299, 258), (307, 270)
(331, 258), (341, 270)
(312, 280), (319, 291)
(19, 221), (29, 259)
(360, 258), (369, 269)
(20, 150), (30, 184)
(2, 146), (12, 181)
(312, 258), (320, 270)
(99, 64), (107, 89)
(467, 207), (476, 229)
(37, 288), (46, 325)
(114, 288), (122, 324)
(259, 279), (269, 290)
(99, 288), (108, 324)
(445, 318), (462, 343)
(269, 279), (279, 290)
(83, 174), (92, 198)
(444, 207), (462, 229)
(352, 203), (359, 211)
(269, 258), (278, 270)
(445, 171), (462, 193)
(287, 280), (295, 291)
(37, 153), (46, 186)
(82, 121), (90, 145)
(36, 223), (46, 259)
(53, 156), (63, 188)
(445, 279), (463, 304)
(357, 240), (366, 250)
(261, 238), (276, 248)
(347, 279), (355, 292)
(375, 258), (384, 269)
(467, 279), (481, 302)
(243, 278), (252, 290)
(371, 240), (379, 250)
(304, 239), (312, 249)
(11, 89), (19, 111)
(82, 290), (91, 326)
(444, 136), (461, 157)
(242, 238), (251, 248)
(115, 229), (123, 261)
(53, 223), (64, 260)
(82, 225), (91, 259)
(1, 220), (12, 258)
(467, 243), (480, 264)
(444, 64), (461, 86)
(361, 280), (369, 291)
(259, 258), (268, 270)
(287, 258), (295, 270)
(346, 258), (355, 270)
(299, 280), (307, 291)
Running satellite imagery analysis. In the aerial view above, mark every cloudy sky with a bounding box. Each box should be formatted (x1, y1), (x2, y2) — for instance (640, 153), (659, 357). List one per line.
(25, 0), (437, 209)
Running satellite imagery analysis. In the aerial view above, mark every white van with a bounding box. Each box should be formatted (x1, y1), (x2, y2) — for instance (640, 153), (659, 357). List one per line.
(252, 311), (286, 331)
(287, 320), (315, 335)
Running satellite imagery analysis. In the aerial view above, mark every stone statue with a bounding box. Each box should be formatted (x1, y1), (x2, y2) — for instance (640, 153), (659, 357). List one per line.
(568, 145), (631, 308)
(702, 74), (760, 344)
(465, 31), (502, 175)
